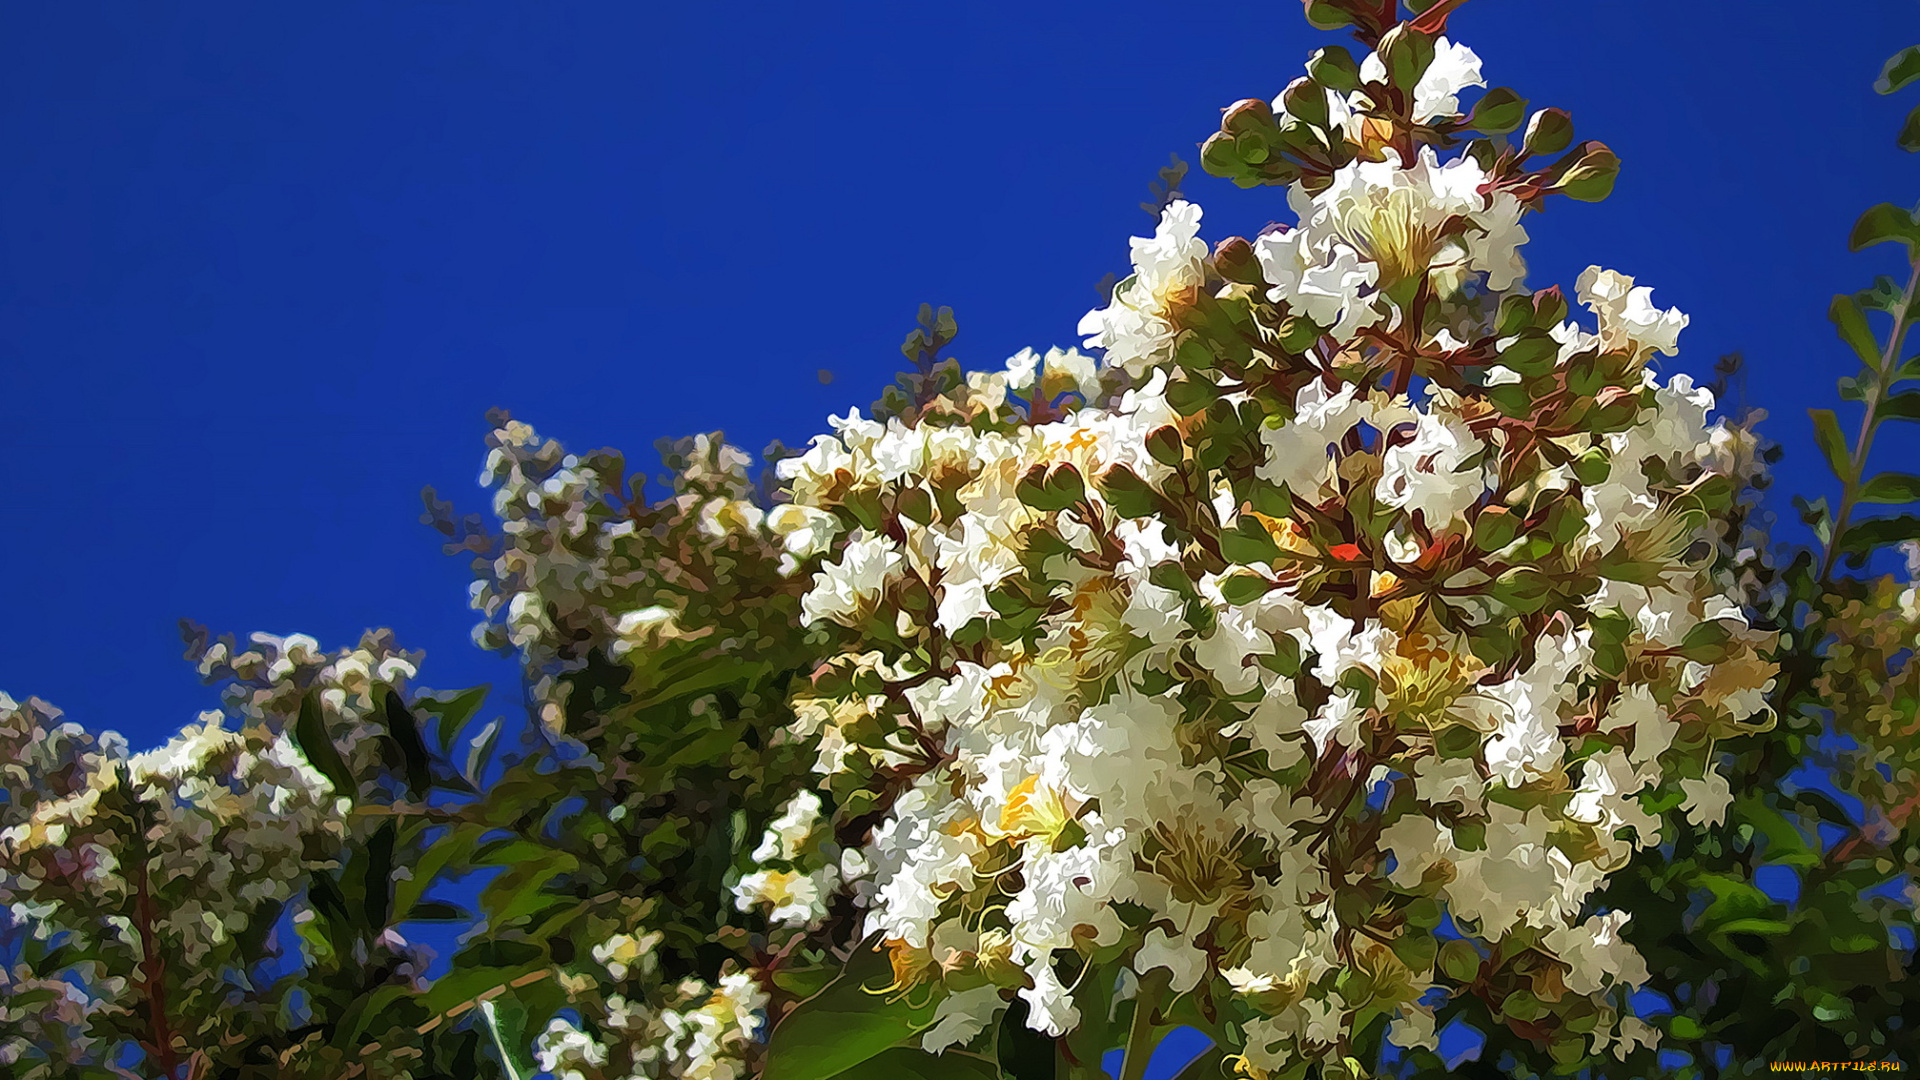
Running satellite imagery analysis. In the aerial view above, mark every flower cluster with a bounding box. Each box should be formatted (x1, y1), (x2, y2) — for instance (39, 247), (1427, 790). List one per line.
(0, 629), (437, 1075)
(767, 25), (1776, 1075)
(535, 969), (770, 1080)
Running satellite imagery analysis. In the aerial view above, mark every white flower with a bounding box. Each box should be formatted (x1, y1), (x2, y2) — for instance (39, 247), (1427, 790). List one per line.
(1136, 926), (1209, 993)
(1546, 910), (1648, 996)
(1577, 266), (1688, 358)
(801, 530), (905, 627)
(1079, 201), (1209, 373)
(1678, 770), (1733, 829)
(1359, 37), (1484, 123)
(1018, 960), (1081, 1036)
(1388, 1004), (1441, 1052)
(1376, 401), (1487, 529)
(1303, 692), (1365, 758)
(752, 790), (825, 864)
(767, 503), (842, 562)
(922, 984), (1008, 1053)
(534, 1016), (608, 1080)
(1254, 226), (1384, 341)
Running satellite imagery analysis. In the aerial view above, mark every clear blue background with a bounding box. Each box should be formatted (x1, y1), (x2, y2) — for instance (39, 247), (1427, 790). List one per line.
(2, 0), (1916, 782)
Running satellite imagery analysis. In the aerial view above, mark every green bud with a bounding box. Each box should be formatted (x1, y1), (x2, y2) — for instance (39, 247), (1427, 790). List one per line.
(1438, 939), (1482, 983)
(1200, 131), (1242, 177)
(1491, 566), (1554, 613)
(1213, 236), (1263, 285)
(1044, 461), (1086, 507)
(895, 485), (934, 525)
(1532, 285), (1569, 325)
(1281, 76), (1330, 128)
(1096, 464), (1160, 519)
(1221, 97), (1277, 136)
(1301, 0), (1353, 31)
(1499, 328), (1559, 376)
(1468, 87), (1528, 134)
(1541, 498), (1586, 546)
(1146, 425), (1185, 469)
(1377, 25), (1437, 92)
(1495, 293), (1535, 338)
(1471, 506), (1522, 552)
(1522, 108), (1575, 158)
(1545, 140), (1621, 202)
(1452, 820), (1487, 851)
(1502, 989), (1544, 1022)
(1218, 570), (1271, 606)
(1307, 46), (1360, 94)
(1234, 128), (1270, 165)
(1571, 448), (1611, 486)
(1279, 314), (1322, 352)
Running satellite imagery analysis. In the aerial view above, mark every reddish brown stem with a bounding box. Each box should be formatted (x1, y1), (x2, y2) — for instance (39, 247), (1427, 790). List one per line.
(133, 859), (182, 1080)
(1408, 0), (1474, 35)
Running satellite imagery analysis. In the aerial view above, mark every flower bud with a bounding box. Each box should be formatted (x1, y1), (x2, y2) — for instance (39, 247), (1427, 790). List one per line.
(1281, 77), (1330, 129)
(1212, 236), (1263, 285)
(1221, 97), (1276, 137)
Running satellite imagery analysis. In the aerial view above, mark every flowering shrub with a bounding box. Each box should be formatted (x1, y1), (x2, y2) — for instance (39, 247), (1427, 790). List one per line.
(3, 5), (1918, 1080)
(759, 3), (1779, 1073)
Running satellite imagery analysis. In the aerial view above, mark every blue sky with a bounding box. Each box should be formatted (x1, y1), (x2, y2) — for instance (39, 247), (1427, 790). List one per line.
(3, 0), (1917, 753)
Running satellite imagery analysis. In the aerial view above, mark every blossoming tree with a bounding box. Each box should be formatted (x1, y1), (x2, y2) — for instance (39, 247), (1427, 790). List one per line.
(4, 3), (1919, 1079)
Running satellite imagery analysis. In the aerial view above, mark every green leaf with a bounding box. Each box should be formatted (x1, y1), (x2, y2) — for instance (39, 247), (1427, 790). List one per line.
(406, 900), (473, 923)
(480, 849), (579, 926)
(833, 1049), (1004, 1080)
(1835, 514), (1920, 558)
(416, 684), (492, 756)
(1849, 203), (1920, 254)
(1875, 45), (1920, 94)
(762, 939), (943, 1080)
(294, 691), (356, 801)
(772, 965), (841, 1001)
(1669, 1016), (1705, 1040)
(996, 997), (1058, 1080)
(1712, 917), (1795, 937)
(362, 820), (397, 930)
(1901, 103), (1920, 152)
(1700, 873), (1774, 927)
(1498, 329), (1559, 376)
(1221, 517), (1281, 565)
(1830, 295), (1881, 367)
(481, 996), (539, 1080)
(1858, 472), (1920, 504)
(378, 688), (435, 798)
(330, 984), (416, 1050)
(1808, 408), (1853, 482)
(464, 718), (502, 787)
(1881, 389), (1920, 422)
